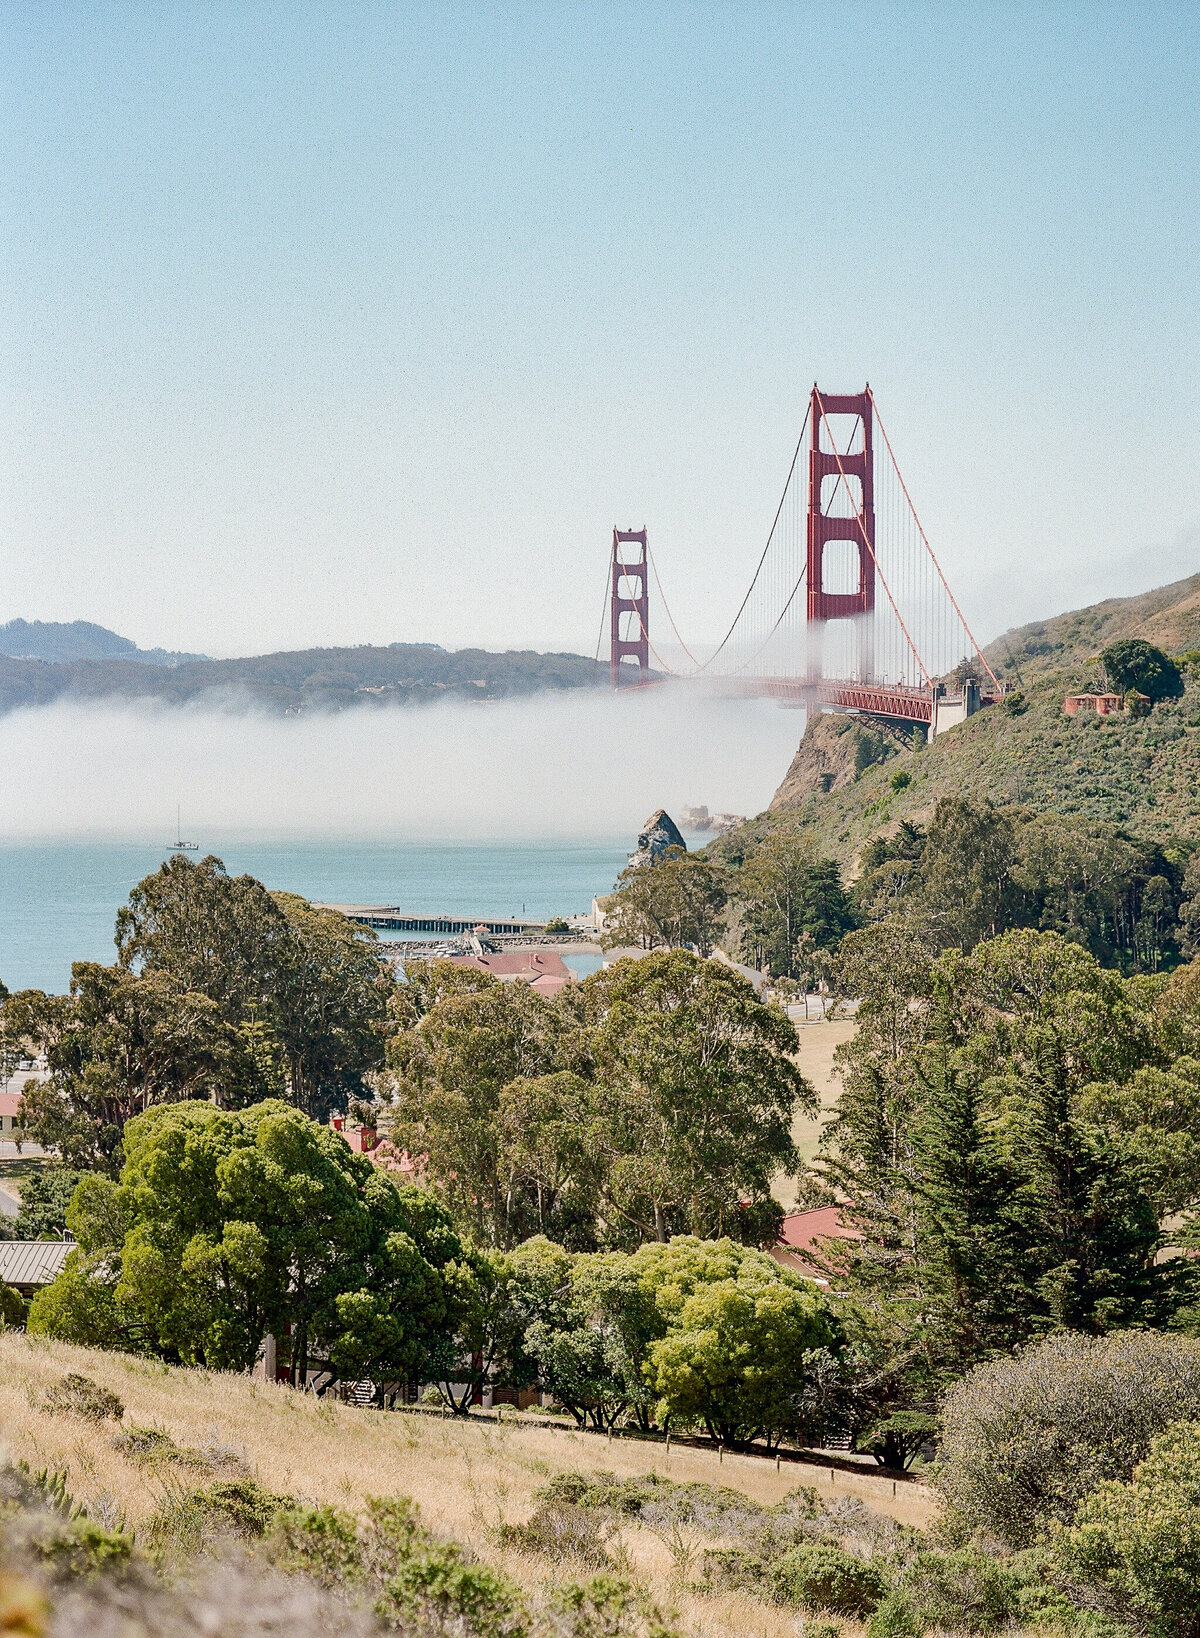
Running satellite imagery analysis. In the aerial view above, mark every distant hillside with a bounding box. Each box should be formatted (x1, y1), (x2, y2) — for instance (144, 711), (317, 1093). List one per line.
(0, 618), (205, 667)
(984, 569), (1200, 686)
(0, 642), (606, 715)
(718, 571), (1200, 869)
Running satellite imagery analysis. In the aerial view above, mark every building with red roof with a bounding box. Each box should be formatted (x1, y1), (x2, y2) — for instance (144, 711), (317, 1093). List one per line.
(770, 1205), (861, 1283)
(445, 950), (573, 997)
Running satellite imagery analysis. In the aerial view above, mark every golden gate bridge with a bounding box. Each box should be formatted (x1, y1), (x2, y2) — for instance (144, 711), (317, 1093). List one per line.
(602, 384), (1003, 733)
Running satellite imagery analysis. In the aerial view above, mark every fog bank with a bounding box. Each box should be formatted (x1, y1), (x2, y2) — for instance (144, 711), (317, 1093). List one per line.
(0, 688), (804, 840)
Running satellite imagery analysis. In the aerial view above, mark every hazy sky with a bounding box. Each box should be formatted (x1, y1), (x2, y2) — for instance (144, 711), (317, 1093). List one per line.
(2, 2), (1198, 660)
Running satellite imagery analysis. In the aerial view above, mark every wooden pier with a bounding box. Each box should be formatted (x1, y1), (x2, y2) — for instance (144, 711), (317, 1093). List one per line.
(317, 905), (551, 936)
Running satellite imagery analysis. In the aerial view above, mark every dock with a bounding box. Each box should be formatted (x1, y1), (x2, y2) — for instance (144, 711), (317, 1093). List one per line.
(317, 905), (551, 936)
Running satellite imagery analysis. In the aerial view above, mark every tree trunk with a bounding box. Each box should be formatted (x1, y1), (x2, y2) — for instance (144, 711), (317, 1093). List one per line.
(654, 1201), (668, 1243)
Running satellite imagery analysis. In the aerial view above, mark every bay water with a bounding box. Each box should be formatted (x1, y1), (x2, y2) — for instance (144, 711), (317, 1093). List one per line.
(0, 836), (632, 994)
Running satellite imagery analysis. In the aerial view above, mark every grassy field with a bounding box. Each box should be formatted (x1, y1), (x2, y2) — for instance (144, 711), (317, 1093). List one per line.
(779, 1017), (855, 1189)
(0, 1333), (936, 1637)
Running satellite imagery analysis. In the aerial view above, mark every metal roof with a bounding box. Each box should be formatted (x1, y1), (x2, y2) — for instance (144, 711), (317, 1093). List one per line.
(0, 1240), (72, 1288)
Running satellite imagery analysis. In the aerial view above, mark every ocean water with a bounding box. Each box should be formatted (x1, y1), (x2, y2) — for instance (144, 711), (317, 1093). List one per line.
(0, 837), (631, 995)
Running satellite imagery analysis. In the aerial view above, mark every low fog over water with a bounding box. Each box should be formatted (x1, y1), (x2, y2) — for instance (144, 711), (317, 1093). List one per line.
(0, 687), (804, 840)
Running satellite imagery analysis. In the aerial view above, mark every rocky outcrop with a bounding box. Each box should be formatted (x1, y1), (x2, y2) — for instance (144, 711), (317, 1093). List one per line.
(770, 713), (904, 811)
(631, 809), (687, 865)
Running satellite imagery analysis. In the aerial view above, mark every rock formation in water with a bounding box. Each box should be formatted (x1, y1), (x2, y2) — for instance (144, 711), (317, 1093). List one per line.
(629, 809), (687, 867)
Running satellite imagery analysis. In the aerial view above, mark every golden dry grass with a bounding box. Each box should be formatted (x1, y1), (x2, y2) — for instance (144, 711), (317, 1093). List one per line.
(776, 1017), (856, 1194)
(0, 1332), (937, 1636)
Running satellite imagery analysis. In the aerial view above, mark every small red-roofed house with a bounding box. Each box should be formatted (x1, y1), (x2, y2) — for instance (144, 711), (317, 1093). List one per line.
(770, 1205), (861, 1284)
(446, 950), (573, 997)
(0, 1092), (26, 1137)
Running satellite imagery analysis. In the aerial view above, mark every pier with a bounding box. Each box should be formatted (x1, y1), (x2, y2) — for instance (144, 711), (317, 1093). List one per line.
(317, 905), (552, 936)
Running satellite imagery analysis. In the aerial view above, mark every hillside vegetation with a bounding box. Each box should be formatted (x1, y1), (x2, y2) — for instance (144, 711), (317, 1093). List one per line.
(0, 1332), (930, 1638)
(757, 571), (1200, 867)
(983, 567), (1200, 684)
(0, 642), (605, 716)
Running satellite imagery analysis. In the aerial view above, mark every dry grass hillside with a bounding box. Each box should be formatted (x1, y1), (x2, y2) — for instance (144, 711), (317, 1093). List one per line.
(0, 1334), (936, 1637)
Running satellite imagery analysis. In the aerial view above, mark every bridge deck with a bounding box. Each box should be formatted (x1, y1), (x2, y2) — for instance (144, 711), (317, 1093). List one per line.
(753, 679), (936, 722)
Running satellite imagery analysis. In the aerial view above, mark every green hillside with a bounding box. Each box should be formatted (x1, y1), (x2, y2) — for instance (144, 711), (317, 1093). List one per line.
(734, 571), (1200, 869)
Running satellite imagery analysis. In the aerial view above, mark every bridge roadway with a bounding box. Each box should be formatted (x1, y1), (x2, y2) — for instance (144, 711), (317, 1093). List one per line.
(316, 906), (550, 936)
(726, 677), (998, 728)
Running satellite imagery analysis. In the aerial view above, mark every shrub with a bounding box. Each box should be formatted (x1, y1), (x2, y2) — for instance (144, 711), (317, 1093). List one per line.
(768, 1543), (886, 1616)
(271, 1503), (363, 1589)
(544, 1574), (680, 1638)
(112, 1426), (179, 1465)
(40, 1374), (124, 1423)
(27, 1517), (133, 1581)
(890, 771), (911, 792)
(379, 1544), (525, 1638)
(145, 1477), (288, 1556)
(0, 1284), (27, 1329)
(900, 1549), (1018, 1633)
(1060, 1418), (1200, 1638)
(936, 1331), (1200, 1547)
(700, 1547), (764, 1591)
(498, 1500), (616, 1567)
(1000, 690), (1027, 717)
(867, 1593), (925, 1638)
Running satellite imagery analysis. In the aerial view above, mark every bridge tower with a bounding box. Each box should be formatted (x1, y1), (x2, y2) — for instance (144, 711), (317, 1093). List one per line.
(610, 527), (650, 687)
(807, 386), (875, 683)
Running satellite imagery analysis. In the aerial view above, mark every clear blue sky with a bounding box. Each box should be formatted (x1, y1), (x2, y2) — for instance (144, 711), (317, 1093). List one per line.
(1, 1), (1197, 657)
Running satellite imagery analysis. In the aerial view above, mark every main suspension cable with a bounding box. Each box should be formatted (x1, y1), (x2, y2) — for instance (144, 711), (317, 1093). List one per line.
(693, 401), (812, 672)
(867, 388), (1003, 695)
(646, 540), (704, 671)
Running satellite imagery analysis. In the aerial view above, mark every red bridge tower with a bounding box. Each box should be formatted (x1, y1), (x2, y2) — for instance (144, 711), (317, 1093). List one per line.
(610, 527), (650, 687)
(807, 386), (875, 682)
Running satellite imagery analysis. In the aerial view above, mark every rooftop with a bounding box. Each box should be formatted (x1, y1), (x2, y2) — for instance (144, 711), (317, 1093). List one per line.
(0, 1240), (72, 1291)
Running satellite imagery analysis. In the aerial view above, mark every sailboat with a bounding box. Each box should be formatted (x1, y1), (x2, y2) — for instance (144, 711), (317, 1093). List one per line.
(169, 805), (199, 852)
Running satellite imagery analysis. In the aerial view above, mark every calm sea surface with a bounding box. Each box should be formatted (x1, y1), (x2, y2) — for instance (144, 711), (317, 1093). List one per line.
(0, 837), (632, 994)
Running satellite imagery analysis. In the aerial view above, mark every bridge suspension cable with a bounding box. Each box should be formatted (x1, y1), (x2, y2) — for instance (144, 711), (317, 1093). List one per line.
(604, 385), (998, 717)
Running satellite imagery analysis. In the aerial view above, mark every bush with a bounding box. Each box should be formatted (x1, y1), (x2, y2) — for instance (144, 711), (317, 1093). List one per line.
(40, 1374), (124, 1423)
(111, 1426), (180, 1465)
(271, 1503), (363, 1589)
(0, 1283), (26, 1329)
(867, 1593), (925, 1638)
(379, 1546), (525, 1638)
(936, 1331), (1200, 1547)
(700, 1546), (764, 1591)
(900, 1550), (1018, 1633)
(28, 1516), (134, 1581)
(498, 1500), (616, 1568)
(768, 1543), (886, 1616)
(890, 771), (911, 792)
(1060, 1418), (1200, 1638)
(145, 1477), (288, 1556)
(544, 1574), (680, 1638)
